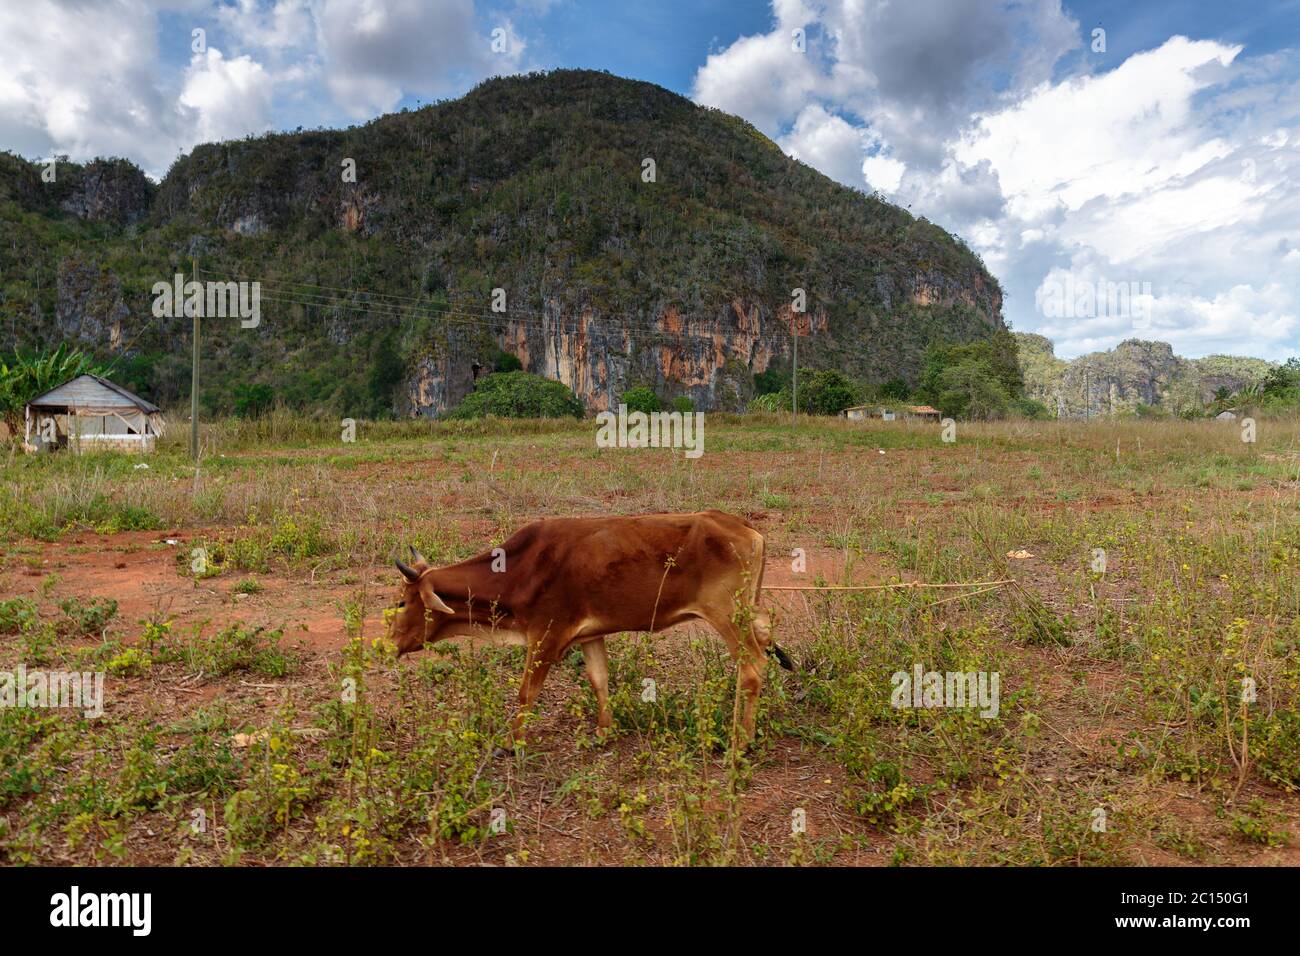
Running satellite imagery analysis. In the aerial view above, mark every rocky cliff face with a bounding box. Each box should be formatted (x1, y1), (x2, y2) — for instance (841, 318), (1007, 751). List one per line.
(55, 258), (131, 348)
(0, 153), (153, 224)
(1070, 340), (1185, 411)
(403, 274), (1000, 416)
(1016, 334), (1275, 416)
(59, 160), (153, 225)
(406, 299), (830, 415)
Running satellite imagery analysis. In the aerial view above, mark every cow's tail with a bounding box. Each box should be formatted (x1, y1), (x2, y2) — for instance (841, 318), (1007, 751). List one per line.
(750, 531), (794, 672)
(769, 642), (795, 671)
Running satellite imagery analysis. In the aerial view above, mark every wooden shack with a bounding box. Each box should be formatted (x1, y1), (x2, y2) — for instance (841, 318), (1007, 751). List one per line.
(842, 404), (943, 422)
(842, 405), (898, 421)
(24, 374), (165, 453)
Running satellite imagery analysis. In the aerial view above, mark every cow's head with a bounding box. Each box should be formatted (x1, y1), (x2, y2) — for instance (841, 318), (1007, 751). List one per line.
(390, 547), (455, 655)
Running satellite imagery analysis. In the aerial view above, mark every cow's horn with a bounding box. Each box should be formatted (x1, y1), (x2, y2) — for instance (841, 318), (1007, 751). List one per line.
(395, 559), (421, 582)
(409, 545), (428, 565)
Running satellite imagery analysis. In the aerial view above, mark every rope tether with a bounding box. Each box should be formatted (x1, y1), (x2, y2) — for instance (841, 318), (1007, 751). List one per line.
(763, 578), (1014, 592)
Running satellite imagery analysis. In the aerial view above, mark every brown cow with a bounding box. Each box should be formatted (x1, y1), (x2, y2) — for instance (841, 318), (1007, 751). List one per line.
(388, 510), (790, 748)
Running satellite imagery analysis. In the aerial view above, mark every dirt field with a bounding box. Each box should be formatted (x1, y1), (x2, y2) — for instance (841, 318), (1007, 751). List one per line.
(1, 413), (1296, 865)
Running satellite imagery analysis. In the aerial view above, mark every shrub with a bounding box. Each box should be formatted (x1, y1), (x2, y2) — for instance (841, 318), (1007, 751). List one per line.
(798, 369), (860, 416)
(446, 371), (584, 419)
(919, 332), (1024, 419)
(620, 386), (661, 414)
(233, 383), (275, 419)
(57, 597), (118, 636)
(753, 366), (788, 396)
(1134, 403), (1168, 418)
(935, 361), (1012, 420)
(0, 598), (38, 635)
(493, 350), (522, 373)
(1259, 358), (1300, 410)
(671, 395), (695, 414)
(1256, 711), (1300, 791)
(879, 378), (909, 401)
(1011, 396), (1052, 419)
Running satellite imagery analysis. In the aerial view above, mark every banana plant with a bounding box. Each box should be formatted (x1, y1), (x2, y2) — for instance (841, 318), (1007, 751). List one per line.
(0, 345), (104, 438)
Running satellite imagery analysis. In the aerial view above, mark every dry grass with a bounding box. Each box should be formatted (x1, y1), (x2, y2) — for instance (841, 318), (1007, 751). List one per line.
(0, 413), (1296, 865)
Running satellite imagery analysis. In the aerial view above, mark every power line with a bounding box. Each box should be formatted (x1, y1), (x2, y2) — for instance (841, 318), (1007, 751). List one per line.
(203, 266), (548, 316)
(197, 265), (732, 330)
(196, 267), (785, 346)
(251, 291), (745, 344)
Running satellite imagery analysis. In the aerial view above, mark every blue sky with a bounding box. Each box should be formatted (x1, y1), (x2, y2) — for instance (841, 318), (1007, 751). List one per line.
(3, 1), (1298, 360)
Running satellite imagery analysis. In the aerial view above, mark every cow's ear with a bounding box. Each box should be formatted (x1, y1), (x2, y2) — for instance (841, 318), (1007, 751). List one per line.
(418, 576), (454, 615)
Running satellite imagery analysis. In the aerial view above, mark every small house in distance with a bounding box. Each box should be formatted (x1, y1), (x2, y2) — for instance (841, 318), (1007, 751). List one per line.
(904, 404), (942, 421)
(24, 374), (165, 453)
(843, 404), (942, 422)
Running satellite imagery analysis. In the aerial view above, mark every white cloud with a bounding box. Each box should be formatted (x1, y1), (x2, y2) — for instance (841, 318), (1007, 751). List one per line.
(693, 0), (1077, 167)
(1066, 172), (1267, 265)
(692, 0), (1080, 190)
(780, 105), (869, 188)
(963, 36), (1299, 359)
(893, 157), (1005, 229)
(0, 0), (527, 175)
(1145, 284), (1297, 356)
(1036, 264), (1297, 359)
(316, 0), (521, 118)
(693, 21), (820, 135)
(215, 0), (314, 54)
(862, 154), (905, 193)
(180, 48), (275, 146)
(956, 37), (1242, 221)
(0, 0), (285, 175)
(0, 0), (170, 168)
(691, 3), (1300, 360)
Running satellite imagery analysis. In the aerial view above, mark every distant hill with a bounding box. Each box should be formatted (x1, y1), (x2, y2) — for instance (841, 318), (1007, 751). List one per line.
(1, 69), (1007, 416)
(1014, 333), (1275, 417)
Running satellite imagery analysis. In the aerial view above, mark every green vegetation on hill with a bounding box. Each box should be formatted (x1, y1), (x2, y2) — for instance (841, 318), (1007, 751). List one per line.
(1, 69), (1005, 418)
(1259, 358), (1300, 409)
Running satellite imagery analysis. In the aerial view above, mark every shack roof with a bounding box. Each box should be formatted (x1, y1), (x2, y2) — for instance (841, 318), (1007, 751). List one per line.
(26, 374), (160, 414)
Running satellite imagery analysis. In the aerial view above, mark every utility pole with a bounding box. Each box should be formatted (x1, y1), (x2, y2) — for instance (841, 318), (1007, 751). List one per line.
(790, 310), (809, 422)
(792, 314), (798, 421)
(190, 257), (200, 459)
(1084, 370), (1090, 422)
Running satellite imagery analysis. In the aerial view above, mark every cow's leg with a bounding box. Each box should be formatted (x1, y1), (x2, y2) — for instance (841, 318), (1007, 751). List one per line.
(742, 611), (774, 742)
(701, 613), (767, 750)
(580, 638), (612, 737)
(509, 649), (554, 747)
(736, 633), (767, 749)
(750, 609), (774, 654)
